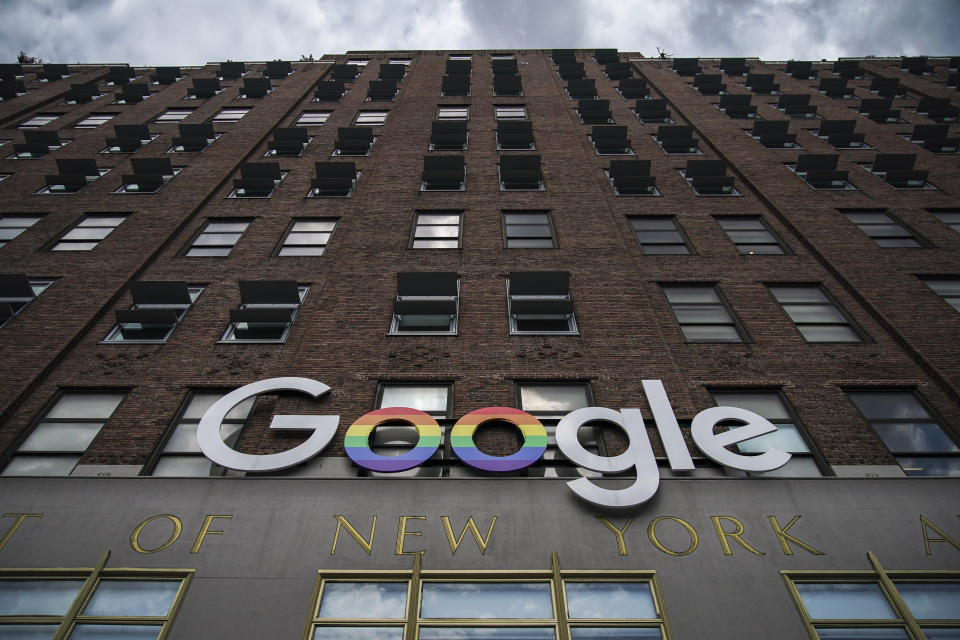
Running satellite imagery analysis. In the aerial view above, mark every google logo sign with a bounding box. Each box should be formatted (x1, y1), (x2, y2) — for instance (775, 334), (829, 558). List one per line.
(198, 378), (791, 508)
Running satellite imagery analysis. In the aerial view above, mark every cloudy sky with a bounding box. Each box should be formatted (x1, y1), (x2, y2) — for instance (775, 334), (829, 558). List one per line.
(1, 0), (958, 66)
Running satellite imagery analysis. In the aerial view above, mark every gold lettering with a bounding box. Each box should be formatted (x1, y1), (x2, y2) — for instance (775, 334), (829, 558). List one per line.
(921, 515), (960, 555)
(711, 516), (764, 555)
(395, 515), (426, 556)
(767, 515), (825, 556)
(647, 516), (699, 556)
(440, 516), (497, 555)
(130, 514), (182, 554)
(597, 517), (635, 556)
(191, 515), (232, 554)
(0, 513), (42, 552)
(330, 515), (377, 555)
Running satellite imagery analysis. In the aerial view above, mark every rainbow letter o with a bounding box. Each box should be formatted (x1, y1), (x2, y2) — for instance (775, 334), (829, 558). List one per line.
(451, 407), (547, 472)
(345, 408), (441, 472)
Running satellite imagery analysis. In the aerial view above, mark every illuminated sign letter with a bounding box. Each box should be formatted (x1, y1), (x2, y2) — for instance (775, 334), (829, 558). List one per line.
(197, 377), (338, 472)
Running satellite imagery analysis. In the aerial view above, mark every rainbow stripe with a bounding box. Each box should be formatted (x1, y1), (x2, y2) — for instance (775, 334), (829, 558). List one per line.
(345, 407), (442, 472)
(450, 407), (547, 472)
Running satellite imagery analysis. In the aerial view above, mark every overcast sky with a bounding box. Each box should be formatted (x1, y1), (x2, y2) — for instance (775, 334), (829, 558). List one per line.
(1, 0), (958, 66)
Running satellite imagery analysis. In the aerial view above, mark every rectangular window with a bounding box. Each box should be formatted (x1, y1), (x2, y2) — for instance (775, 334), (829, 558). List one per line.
(155, 108), (194, 123)
(0, 566), (192, 636)
(662, 285), (744, 342)
(19, 113), (60, 128)
(785, 572), (960, 639)
(184, 219), (250, 257)
(411, 211), (461, 249)
(508, 271), (577, 334)
(921, 277), (960, 312)
(277, 218), (337, 256)
(222, 280), (307, 342)
(0, 275), (52, 329)
(212, 107), (250, 123)
(74, 112), (117, 128)
(295, 110), (331, 126)
(846, 390), (959, 476)
(630, 217), (691, 254)
(391, 272), (459, 335)
(346, 58), (369, 66)
(716, 217), (786, 254)
(51, 214), (126, 251)
(711, 391), (824, 476)
(438, 105), (469, 120)
(768, 285), (862, 342)
(0, 215), (42, 248)
(841, 210), (923, 247)
(421, 155), (465, 191)
(354, 110), (389, 125)
(495, 104), (527, 119)
(104, 282), (202, 343)
(931, 209), (960, 233)
(116, 159), (181, 193)
(229, 163), (285, 198)
(503, 211), (555, 248)
(148, 392), (254, 476)
(377, 383), (452, 419)
(306, 564), (670, 639)
(2, 392), (125, 475)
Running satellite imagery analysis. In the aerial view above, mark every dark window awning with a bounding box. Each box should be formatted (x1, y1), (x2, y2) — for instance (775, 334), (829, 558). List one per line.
(685, 160), (727, 177)
(673, 58), (701, 75)
(367, 80), (398, 99)
(441, 76), (470, 94)
(0, 274), (35, 299)
(493, 75), (522, 95)
(872, 154), (916, 173)
(397, 272), (458, 297)
(131, 157), (174, 176)
(605, 62), (631, 80)
(312, 162), (357, 195)
(219, 61), (246, 79)
(331, 64), (360, 80)
(492, 59), (518, 75)
(131, 281), (191, 306)
(796, 154), (839, 172)
(509, 272), (569, 296)
(558, 62), (585, 80)
(116, 308), (179, 327)
(566, 79), (596, 99)
(431, 121), (467, 147)
(229, 308), (294, 324)
(445, 59), (472, 75)
(378, 64), (406, 80)
(785, 60), (813, 78)
(315, 80), (346, 100)
(264, 61), (291, 78)
(619, 78), (649, 99)
(65, 83), (98, 103)
(394, 299), (457, 315)
(239, 163), (281, 180)
(56, 158), (99, 177)
(239, 280), (300, 305)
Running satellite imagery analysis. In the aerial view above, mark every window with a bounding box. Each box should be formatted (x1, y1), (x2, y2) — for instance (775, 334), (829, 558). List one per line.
(306, 563), (671, 640)
(229, 163), (285, 197)
(495, 104), (527, 119)
(355, 110), (389, 125)
(222, 280), (307, 342)
(103, 124), (156, 153)
(590, 126), (632, 154)
(104, 281), (202, 343)
(155, 108), (194, 123)
(19, 113), (60, 128)
(841, 210), (923, 247)
(412, 211), (461, 249)
(184, 219), (250, 257)
(930, 209), (960, 233)
(170, 123), (217, 152)
(0, 215), (41, 247)
(711, 391), (824, 476)
(518, 383), (597, 476)
(295, 110), (331, 126)
(630, 217), (692, 254)
(789, 155), (853, 190)
(508, 271), (577, 334)
(116, 158), (181, 193)
(332, 127), (375, 156)
(921, 278), (960, 312)
(390, 272), (459, 335)
(0, 275), (52, 329)
(862, 154), (933, 190)
(212, 107), (250, 123)
(431, 120), (467, 150)
(662, 285), (744, 342)
(346, 58), (369, 66)
(148, 392), (254, 476)
(681, 160), (738, 195)
(51, 215), (126, 251)
(2, 392), (125, 475)
(503, 211), (555, 248)
(607, 160), (658, 195)
(74, 112), (117, 128)
(237, 77), (272, 98)
(496, 120), (534, 150)
(785, 570), (960, 639)
(751, 121), (799, 148)
(266, 127), (310, 156)
(438, 105), (469, 120)
(376, 383), (451, 419)
(655, 125), (700, 154)
(277, 218), (337, 256)
(309, 162), (359, 197)
(716, 217), (786, 254)
(0, 566), (192, 637)
(499, 154), (543, 190)
(39, 159), (108, 194)
(846, 390), (959, 477)
(390, 57), (413, 65)
(10, 130), (68, 158)
(421, 155), (465, 191)
(768, 285), (862, 342)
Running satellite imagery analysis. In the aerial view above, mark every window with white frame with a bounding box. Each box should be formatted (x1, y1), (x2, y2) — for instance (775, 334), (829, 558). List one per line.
(390, 272), (459, 335)
(0, 215), (42, 248)
(507, 271), (577, 334)
(376, 383), (451, 418)
(74, 112), (117, 128)
(355, 110), (389, 125)
(295, 110), (332, 126)
(19, 113), (60, 128)
(103, 281), (202, 343)
(155, 108), (194, 123)
(212, 107), (250, 123)
(495, 104), (527, 119)
(716, 217), (786, 254)
(438, 105), (469, 120)
(768, 285), (862, 342)
(51, 215), (126, 251)
(147, 392), (254, 476)
(411, 211), (461, 249)
(277, 218), (337, 256)
(711, 390), (825, 476)
(0, 275), (52, 329)
(2, 392), (125, 475)
(222, 281), (307, 342)
(183, 219), (250, 257)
